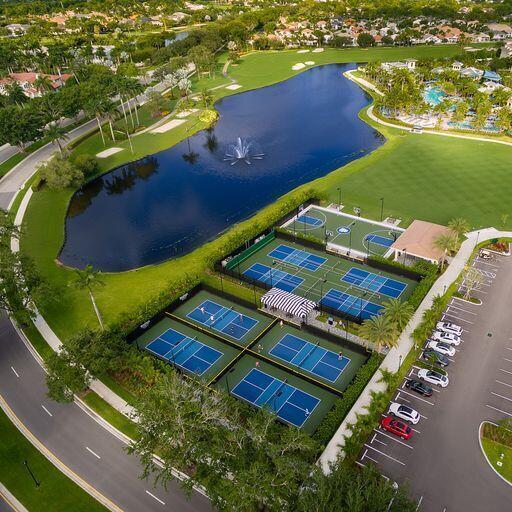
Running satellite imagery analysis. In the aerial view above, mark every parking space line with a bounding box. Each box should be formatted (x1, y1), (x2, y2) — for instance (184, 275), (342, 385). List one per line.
(491, 392), (512, 403)
(374, 429), (414, 450)
(443, 312), (474, 324)
(416, 496), (423, 511)
(446, 304), (477, 315)
(496, 380), (512, 389)
(374, 438), (387, 447)
(486, 404), (512, 417)
(364, 444), (406, 465)
(398, 389), (435, 405)
(499, 368), (512, 376)
(503, 358), (512, 364)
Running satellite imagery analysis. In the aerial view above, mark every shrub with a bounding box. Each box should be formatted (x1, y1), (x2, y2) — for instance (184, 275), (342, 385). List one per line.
(73, 154), (99, 178)
(38, 155), (84, 190)
(313, 352), (381, 446)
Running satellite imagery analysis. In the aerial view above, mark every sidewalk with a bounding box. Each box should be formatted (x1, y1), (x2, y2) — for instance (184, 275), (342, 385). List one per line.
(318, 228), (512, 472)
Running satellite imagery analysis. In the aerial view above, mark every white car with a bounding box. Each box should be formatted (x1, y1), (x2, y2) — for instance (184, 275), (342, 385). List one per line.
(427, 340), (456, 357)
(388, 402), (421, 424)
(436, 321), (463, 336)
(432, 330), (461, 346)
(418, 368), (449, 388)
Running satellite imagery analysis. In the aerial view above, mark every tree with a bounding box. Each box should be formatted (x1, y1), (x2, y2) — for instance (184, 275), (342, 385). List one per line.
(146, 90), (167, 118)
(359, 315), (395, 352)
(448, 217), (470, 244)
(452, 101), (469, 123)
(434, 233), (458, 270)
(44, 123), (69, 154)
(0, 105), (44, 151)
(199, 88), (214, 108)
(38, 155), (84, 189)
(382, 298), (414, 338)
(357, 32), (375, 48)
(73, 265), (105, 328)
(73, 154), (99, 178)
(459, 265), (484, 300)
(46, 350), (89, 402)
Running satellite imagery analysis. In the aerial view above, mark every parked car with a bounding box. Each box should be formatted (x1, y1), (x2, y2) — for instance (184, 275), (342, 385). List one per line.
(427, 340), (456, 357)
(422, 348), (450, 367)
(405, 379), (433, 397)
(418, 368), (449, 387)
(380, 416), (413, 440)
(388, 402), (421, 424)
(432, 330), (461, 346)
(436, 321), (463, 336)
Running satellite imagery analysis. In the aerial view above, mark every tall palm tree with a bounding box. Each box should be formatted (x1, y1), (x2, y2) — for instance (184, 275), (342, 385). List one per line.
(73, 265), (105, 329)
(382, 298), (414, 338)
(98, 99), (119, 142)
(84, 97), (106, 146)
(359, 315), (395, 353)
(44, 123), (69, 154)
(434, 233), (458, 271)
(447, 217), (470, 245)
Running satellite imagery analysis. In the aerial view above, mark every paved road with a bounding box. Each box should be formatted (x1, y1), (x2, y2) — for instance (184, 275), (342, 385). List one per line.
(359, 251), (512, 511)
(0, 145), (18, 166)
(0, 313), (212, 511)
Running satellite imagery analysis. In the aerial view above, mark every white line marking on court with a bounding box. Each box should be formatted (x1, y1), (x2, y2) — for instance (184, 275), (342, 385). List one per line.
(41, 405), (52, 417)
(364, 444), (406, 465)
(496, 380), (512, 389)
(486, 404), (512, 417)
(85, 446), (101, 459)
(499, 368), (512, 376)
(10, 366), (19, 378)
(398, 389), (435, 405)
(145, 491), (165, 505)
(374, 429), (414, 449)
(491, 392), (512, 403)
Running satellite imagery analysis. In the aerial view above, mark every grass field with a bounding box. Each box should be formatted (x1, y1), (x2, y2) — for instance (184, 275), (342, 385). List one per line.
(231, 236), (417, 318)
(20, 44), (511, 340)
(0, 408), (106, 511)
(283, 205), (403, 256)
(481, 437), (512, 484)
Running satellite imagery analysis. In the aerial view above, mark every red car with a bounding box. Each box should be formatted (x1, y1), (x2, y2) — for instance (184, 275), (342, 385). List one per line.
(380, 416), (413, 440)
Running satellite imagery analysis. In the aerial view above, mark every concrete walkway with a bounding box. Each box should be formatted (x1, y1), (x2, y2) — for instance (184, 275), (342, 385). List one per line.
(0, 483), (28, 512)
(318, 228), (512, 472)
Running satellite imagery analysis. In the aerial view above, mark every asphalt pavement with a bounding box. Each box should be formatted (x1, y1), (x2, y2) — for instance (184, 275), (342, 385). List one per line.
(0, 313), (212, 512)
(358, 251), (512, 511)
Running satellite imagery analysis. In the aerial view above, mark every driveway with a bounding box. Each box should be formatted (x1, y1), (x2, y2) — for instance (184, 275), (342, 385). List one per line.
(359, 250), (512, 511)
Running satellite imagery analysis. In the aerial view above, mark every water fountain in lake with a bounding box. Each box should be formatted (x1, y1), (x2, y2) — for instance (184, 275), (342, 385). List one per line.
(223, 138), (265, 165)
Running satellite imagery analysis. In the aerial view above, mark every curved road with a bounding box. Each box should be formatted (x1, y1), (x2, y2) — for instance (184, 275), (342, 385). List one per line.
(0, 100), (211, 510)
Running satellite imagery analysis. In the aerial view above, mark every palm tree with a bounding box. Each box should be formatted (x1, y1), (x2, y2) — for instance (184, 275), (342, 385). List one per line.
(73, 265), (105, 329)
(98, 99), (119, 142)
(359, 315), (395, 353)
(382, 298), (414, 338)
(199, 89), (214, 108)
(44, 123), (69, 154)
(448, 217), (470, 244)
(84, 97), (106, 146)
(434, 233), (458, 271)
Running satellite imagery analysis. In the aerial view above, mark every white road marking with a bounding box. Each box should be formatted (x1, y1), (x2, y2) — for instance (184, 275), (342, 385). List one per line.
(374, 429), (414, 449)
(374, 438), (388, 447)
(491, 392), (512, 403)
(499, 368), (512, 376)
(486, 404), (512, 417)
(503, 358), (512, 364)
(85, 446), (101, 459)
(446, 304), (477, 315)
(145, 491), (166, 505)
(416, 496), (423, 511)
(398, 389), (435, 405)
(364, 453), (380, 464)
(496, 380), (512, 389)
(41, 405), (52, 417)
(443, 312), (474, 324)
(10, 366), (19, 378)
(364, 444), (406, 465)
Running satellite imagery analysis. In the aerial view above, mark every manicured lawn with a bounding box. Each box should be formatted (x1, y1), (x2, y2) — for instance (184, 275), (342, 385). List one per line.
(0, 408), (106, 511)
(21, 44), (511, 340)
(482, 437), (512, 484)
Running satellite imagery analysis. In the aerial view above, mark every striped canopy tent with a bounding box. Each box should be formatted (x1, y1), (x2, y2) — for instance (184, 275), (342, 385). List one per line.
(261, 288), (317, 319)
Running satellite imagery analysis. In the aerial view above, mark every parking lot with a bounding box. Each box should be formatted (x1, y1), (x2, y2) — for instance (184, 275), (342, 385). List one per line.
(358, 249), (512, 511)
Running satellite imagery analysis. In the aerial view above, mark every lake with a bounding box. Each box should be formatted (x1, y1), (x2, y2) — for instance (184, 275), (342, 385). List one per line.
(60, 63), (384, 271)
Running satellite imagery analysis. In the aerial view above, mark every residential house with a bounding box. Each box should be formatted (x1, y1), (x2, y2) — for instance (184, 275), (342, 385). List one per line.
(0, 72), (72, 98)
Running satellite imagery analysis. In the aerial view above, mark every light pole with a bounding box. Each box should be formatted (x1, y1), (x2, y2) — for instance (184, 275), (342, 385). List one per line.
(398, 354), (403, 371)
(380, 197), (384, 221)
(24, 460), (40, 488)
(337, 187), (342, 210)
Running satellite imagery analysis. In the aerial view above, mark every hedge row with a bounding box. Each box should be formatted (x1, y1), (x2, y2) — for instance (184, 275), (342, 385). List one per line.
(313, 352), (381, 446)
(273, 226), (327, 248)
(367, 253), (437, 278)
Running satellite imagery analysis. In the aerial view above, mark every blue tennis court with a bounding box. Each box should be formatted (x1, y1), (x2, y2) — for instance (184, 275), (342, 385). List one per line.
(231, 368), (320, 428)
(341, 267), (407, 298)
(243, 263), (304, 292)
(297, 214), (323, 227)
(145, 328), (223, 375)
(267, 244), (326, 271)
(187, 299), (258, 341)
(321, 288), (383, 320)
(365, 233), (395, 248)
(269, 334), (350, 382)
